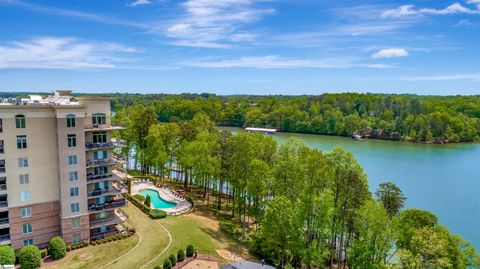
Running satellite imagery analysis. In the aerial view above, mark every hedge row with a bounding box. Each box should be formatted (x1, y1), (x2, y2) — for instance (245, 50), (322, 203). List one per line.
(89, 231), (134, 246)
(123, 193), (167, 219)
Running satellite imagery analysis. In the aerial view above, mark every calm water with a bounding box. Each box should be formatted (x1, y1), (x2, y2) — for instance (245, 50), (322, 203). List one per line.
(139, 189), (177, 209)
(223, 127), (480, 248)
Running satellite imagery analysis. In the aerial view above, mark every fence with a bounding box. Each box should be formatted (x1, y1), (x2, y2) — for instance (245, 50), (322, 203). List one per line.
(175, 250), (225, 269)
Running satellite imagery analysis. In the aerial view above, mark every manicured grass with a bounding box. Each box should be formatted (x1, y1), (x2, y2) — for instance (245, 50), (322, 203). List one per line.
(43, 203), (170, 269)
(43, 201), (249, 269)
(145, 207), (250, 269)
(43, 232), (138, 269)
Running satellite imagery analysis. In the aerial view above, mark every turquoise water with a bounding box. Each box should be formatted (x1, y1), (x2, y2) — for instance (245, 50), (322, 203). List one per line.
(223, 127), (480, 248)
(139, 189), (177, 209)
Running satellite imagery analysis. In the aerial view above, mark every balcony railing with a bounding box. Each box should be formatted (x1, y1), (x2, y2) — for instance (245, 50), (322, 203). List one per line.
(0, 218), (8, 225)
(0, 234), (10, 242)
(84, 123), (126, 131)
(87, 188), (120, 198)
(86, 159), (120, 168)
(88, 199), (126, 212)
(89, 212), (127, 228)
(85, 139), (127, 150)
(0, 184), (6, 191)
(0, 201), (7, 208)
(87, 173), (114, 182)
(90, 230), (121, 241)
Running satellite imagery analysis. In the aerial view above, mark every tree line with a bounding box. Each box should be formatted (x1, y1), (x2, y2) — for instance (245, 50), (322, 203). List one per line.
(114, 104), (480, 268)
(108, 92), (480, 144)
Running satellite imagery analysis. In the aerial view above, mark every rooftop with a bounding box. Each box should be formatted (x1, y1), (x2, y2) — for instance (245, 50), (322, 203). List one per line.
(0, 90), (106, 107)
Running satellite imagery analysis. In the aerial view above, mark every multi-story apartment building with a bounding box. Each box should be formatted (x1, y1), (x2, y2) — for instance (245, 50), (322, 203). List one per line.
(0, 90), (127, 249)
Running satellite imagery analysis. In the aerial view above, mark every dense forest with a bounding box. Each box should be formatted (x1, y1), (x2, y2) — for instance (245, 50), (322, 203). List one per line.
(107, 92), (480, 144)
(114, 105), (480, 268)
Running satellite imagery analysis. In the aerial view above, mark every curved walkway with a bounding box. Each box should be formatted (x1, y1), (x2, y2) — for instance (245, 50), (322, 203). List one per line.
(97, 232), (143, 269)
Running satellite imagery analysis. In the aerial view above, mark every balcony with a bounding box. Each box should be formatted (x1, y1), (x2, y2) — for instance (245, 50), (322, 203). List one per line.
(0, 217), (8, 229)
(88, 199), (127, 213)
(0, 184), (6, 195)
(85, 138), (127, 151)
(0, 234), (10, 244)
(86, 159), (120, 168)
(90, 230), (122, 241)
(0, 201), (7, 212)
(85, 123), (126, 132)
(89, 211), (127, 229)
(87, 173), (115, 183)
(87, 187), (120, 198)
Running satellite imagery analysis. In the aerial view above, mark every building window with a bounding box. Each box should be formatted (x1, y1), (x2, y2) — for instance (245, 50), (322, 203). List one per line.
(23, 239), (33, 246)
(16, 135), (27, 149)
(0, 140), (4, 154)
(67, 134), (77, 147)
(20, 191), (31, 202)
(15, 115), (26, 128)
(21, 207), (32, 218)
(92, 113), (106, 126)
(93, 151), (107, 160)
(18, 157), (28, 168)
(69, 171), (78, 181)
(66, 114), (76, 128)
(94, 166), (108, 175)
(70, 187), (79, 197)
(71, 203), (80, 213)
(22, 223), (32, 234)
(72, 218), (81, 229)
(92, 131), (107, 143)
(20, 174), (29, 184)
(72, 233), (81, 244)
(0, 118), (3, 132)
(68, 155), (77, 165)
(0, 160), (5, 173)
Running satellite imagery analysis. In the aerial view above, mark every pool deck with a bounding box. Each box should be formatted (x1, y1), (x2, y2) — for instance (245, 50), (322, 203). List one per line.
(131, 181), (192, 215)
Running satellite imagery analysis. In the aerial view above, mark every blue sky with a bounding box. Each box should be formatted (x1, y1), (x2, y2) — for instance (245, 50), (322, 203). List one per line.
(0, 0), (479, 95)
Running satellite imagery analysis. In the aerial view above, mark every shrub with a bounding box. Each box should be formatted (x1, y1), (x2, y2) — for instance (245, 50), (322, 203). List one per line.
(163, 259), (172, 269)
(144, 194), (151, 208)
(39, 249), (48, 259)
(177, 249), (185, 262)
(149, 209), (167, 219)
(186, 245), (195, 257)
(169, 254), (176, 266)
(154, 266), (161, 269)
(19, 245), (41, 269)
(133, 194), (145, 202)
(0, 245), (15, 265)
(128, 227), (136, 234)
(48, 236), (67, 260)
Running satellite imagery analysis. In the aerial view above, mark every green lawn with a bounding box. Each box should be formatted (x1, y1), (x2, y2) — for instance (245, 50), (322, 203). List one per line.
(144, 208), (250, 269)
(43, 203), (170, 269)
(42, 202), (248, 269)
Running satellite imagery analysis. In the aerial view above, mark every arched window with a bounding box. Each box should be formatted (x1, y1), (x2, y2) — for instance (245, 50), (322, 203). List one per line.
(66, 114), (76, 128)
(15, 115), (26, 128)
(92, 113), (106, 126)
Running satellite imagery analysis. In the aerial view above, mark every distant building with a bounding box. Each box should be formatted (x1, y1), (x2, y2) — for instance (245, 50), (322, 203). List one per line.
(0, 90), (127, 249)
(222, 260), (275, 269)
(245, 127), (277, 134)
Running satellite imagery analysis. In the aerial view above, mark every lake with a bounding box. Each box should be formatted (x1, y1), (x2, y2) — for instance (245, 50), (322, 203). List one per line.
(223, 127), (480, 248)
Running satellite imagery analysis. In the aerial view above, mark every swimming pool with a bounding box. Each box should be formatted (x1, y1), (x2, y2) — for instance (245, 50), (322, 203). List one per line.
(139, 189), (177, 209)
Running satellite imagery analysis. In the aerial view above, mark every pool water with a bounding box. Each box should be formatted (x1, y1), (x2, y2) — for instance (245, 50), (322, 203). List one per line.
(139, 189), (177, 209)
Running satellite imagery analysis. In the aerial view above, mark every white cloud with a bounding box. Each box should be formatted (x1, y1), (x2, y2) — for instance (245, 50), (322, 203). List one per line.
(127, 0), (151, 7)
(181, 55), (392, 69)
(0, 37), (139, 69)
(455, 19), (476, 26)
(401, 73), (480, 81)
(371, 48), (409, 59)
(382, 2), (480, 18)
(164, 0), (274, 48)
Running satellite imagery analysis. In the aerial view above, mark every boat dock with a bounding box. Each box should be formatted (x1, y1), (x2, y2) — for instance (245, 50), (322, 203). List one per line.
(245, 127), (278, 134)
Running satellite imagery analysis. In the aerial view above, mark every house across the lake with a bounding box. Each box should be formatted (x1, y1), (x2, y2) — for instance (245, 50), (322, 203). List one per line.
(245, 127), (278, 134)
